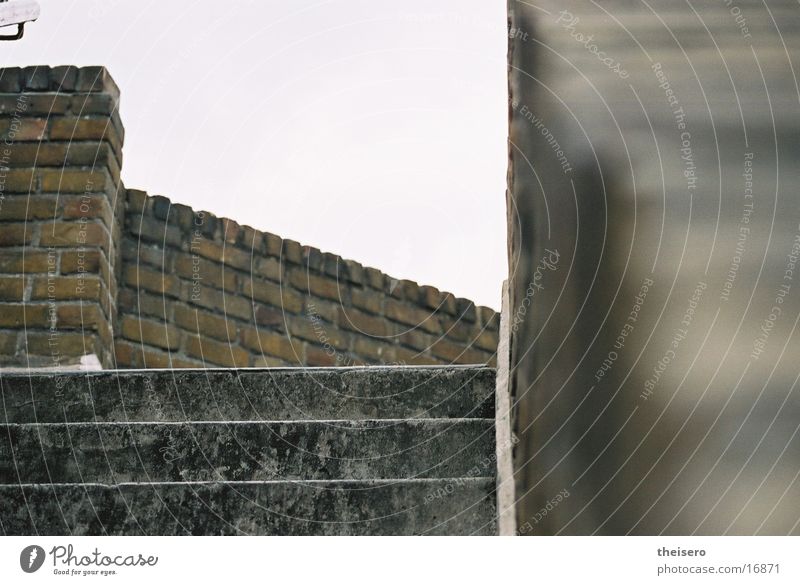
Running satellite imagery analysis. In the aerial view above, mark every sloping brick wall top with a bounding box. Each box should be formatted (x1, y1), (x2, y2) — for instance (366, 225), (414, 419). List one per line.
(117, 187), (499, 368)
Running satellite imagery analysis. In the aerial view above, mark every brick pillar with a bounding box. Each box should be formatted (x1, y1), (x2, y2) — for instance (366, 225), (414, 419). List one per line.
(0, 66), (124, 368)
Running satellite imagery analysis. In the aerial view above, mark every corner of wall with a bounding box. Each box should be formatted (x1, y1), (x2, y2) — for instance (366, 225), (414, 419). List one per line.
(0, 65), (124, 368)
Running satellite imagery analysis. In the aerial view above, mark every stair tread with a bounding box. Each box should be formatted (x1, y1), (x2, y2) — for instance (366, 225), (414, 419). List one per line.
(1, 366), (496, 423)
(0, 418), (496, 483)
(0, 479), (497, 535)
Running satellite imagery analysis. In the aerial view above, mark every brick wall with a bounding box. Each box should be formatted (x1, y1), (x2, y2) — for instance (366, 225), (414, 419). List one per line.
(0, 66), (498, 370)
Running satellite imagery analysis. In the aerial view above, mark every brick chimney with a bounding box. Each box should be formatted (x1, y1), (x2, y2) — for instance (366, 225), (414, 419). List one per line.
(0, 66), (124, 368)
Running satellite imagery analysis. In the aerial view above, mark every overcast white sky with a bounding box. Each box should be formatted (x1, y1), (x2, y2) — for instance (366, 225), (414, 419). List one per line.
(2, 0), (508, 309)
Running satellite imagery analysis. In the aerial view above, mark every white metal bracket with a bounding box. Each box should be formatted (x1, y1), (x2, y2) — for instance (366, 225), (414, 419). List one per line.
(0, 0), (40, 40)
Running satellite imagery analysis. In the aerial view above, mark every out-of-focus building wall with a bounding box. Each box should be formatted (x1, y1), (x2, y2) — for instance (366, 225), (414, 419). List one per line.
(507, 0), (800, 535)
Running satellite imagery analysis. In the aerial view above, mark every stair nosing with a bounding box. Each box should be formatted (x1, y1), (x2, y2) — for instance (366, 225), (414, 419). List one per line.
(0, 365), (495, 377)
(0, 417), (496, 427)
(0, 477), (496, 488)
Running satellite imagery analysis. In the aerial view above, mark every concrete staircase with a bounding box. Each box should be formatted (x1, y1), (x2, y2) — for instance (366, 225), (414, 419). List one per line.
(0, 366), (497, 535)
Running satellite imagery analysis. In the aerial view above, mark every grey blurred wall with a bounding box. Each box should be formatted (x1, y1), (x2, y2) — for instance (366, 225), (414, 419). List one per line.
(507, 0), (800, 535)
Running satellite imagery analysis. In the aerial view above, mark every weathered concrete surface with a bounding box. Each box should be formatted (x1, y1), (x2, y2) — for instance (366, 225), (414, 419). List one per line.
(0, 367), (494, 423)
(0, 479), (496, 535)
(0, 420), (494, 483)
(0, 366), (498, 535)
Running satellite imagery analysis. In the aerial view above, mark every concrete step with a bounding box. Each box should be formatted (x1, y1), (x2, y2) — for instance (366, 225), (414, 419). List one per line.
(0, 419), (495, 483)
(0, 366), (495, 423)
(0, 479), (496, 535)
